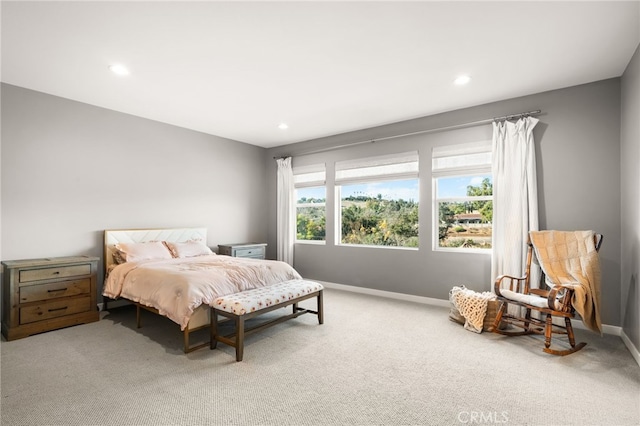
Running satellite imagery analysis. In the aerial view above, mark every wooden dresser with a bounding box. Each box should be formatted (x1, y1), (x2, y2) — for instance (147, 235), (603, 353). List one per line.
(1, 256), (99, 340)
(218, 243), (267, 259)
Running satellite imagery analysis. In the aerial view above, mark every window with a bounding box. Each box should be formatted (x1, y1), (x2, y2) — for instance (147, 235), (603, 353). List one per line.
(294, 164), (326, 242)
(336, 152), (419, 248)
(433, 141), (492, 251)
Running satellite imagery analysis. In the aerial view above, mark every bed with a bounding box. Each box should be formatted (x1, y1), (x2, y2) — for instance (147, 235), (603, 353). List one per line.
(102, 228), (302, 352)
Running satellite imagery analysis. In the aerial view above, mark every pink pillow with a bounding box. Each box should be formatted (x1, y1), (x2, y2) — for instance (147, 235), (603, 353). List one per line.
(114, 241), (173, 262)
(166, 241), (213, 258)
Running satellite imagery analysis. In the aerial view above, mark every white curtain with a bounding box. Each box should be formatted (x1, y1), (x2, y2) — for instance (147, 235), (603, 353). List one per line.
(276, 157), (295, 265)
(491, 117), (540, 287)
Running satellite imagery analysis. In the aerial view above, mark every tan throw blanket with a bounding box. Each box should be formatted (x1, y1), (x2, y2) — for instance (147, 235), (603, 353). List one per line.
(529, 230), (602, 334)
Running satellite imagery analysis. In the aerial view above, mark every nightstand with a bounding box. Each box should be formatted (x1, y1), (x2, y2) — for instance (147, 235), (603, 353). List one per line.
(218, 243), (267, 259)
(2, 256), (99, 340)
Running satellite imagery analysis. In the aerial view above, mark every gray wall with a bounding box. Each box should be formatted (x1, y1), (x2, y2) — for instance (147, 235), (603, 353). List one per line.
(1, 75), (632, 333)
(1, 84), (268, 299)
(621, 44), (640, 348)
(266, 78), (623, 327)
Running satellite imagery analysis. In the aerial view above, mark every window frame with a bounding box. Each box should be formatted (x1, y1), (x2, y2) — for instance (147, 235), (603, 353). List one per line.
(294, 164), (327, 244)
(432, 141), (493, 254)
(335, 152), (419, 250)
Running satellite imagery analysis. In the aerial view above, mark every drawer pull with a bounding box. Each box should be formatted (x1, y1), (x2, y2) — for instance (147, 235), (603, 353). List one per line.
(52, 271), (60, 275)
(48, 307), (68, 312)
(47, 288), (68, 293)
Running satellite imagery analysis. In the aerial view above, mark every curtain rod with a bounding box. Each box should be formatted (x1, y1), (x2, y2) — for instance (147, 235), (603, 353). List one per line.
(274, 109), (542, 159)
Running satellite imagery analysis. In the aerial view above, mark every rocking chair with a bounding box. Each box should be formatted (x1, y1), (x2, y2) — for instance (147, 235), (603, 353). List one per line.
(491, 232), (603, 355)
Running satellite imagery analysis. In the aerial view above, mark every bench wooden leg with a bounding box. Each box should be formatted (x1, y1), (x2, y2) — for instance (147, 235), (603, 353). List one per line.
(317, 290), (324, 324)
(210, 310), (218, 350)
(236, 316), (245, 362)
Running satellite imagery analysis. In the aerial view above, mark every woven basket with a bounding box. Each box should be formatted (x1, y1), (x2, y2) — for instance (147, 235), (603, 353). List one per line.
(483, 299), (506, 331)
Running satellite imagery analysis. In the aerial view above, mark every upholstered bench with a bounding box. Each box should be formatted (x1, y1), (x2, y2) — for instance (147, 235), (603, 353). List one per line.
(210, 279), (324, 361)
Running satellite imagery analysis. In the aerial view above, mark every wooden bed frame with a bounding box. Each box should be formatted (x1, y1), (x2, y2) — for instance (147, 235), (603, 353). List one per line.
(103, 227), (212, 353)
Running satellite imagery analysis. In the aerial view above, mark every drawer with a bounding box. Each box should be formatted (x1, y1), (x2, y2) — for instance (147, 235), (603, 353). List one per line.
(234, 247), (264, 258)
(20, 296), (91, 325)
(19, 278), (91, 303)
(243, 255), (265, 260)
(19, 264), (91, 283)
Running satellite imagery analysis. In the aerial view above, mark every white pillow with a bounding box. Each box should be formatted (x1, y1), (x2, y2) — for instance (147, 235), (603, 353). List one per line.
(114, 241), (173, 262)
(166, 241), (214, 258)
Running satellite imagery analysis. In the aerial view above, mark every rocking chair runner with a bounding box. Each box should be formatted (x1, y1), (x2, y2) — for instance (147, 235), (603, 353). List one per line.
(491, 232), (603, 355)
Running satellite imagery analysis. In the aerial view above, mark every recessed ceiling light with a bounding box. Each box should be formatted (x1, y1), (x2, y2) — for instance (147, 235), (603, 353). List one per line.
(454, 75), (471, 85)
(109, 64), (130, 76)
(278, 123), (289, 130)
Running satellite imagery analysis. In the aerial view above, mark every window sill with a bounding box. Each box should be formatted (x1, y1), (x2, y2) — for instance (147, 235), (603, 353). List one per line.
(338, 244), (418, 251)
(434, 247), (492, 254)
(295, 240), (326, 245)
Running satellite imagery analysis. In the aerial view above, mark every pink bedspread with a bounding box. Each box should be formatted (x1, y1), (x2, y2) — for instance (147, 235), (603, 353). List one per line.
(103, 255), (302, 330)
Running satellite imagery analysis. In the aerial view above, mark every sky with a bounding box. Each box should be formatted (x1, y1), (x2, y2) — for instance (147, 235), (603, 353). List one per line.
(341, 179), (419, 201)
(297, 179), (418, 202)
(296, 174), (491, 202)
(437, 174), (491, 198)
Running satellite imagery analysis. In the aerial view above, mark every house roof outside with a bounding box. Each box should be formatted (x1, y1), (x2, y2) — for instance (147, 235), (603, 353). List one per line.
(454, 213), (484, 223)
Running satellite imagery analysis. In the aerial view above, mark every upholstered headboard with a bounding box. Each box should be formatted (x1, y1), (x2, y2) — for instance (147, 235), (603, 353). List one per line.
(103, 227), (208, 273)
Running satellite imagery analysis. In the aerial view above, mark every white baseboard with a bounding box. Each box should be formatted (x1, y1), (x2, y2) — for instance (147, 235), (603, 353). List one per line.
(320, 281), (450, 308)
(320, 280), (640, 366)
(571, 320), (640, 366)
(571, 318), (621, 336)
(554, 313), (640, 366)
(621, 330), (640, 367)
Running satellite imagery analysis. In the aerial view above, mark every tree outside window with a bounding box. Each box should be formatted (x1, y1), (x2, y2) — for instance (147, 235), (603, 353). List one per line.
(296, 187), (326, 241)
(294, 165), (326, 243)
(336, 152), (419, 249)
(436, 176), (492, 249)
(339, 180), (419, 247)
(432, 141), (492, 252)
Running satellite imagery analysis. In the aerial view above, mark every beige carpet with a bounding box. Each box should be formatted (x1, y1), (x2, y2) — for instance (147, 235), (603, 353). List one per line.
(1, 288), (639, 426)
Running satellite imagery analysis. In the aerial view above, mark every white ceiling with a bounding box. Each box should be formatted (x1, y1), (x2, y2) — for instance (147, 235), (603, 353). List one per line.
(2, 1), (639, 148)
